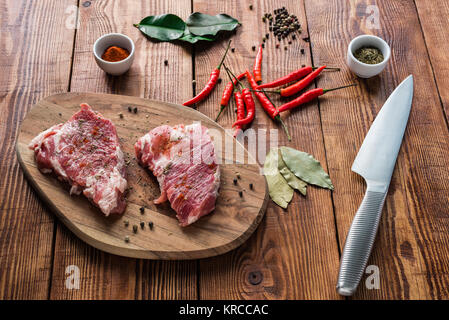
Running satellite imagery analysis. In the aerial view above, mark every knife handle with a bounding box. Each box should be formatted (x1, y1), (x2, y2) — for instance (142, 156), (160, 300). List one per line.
(336, 188), (387, 296)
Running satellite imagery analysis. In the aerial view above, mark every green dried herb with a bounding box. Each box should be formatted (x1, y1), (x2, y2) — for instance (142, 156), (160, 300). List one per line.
(354, 47), (384, 64)
(263, 149), (293, 208)
(280, 147), (334, 190)
(277, 149), (307, 196)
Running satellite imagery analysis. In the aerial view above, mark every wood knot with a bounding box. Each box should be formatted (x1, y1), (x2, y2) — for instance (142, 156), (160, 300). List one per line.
(400, 241), (415, 262)
(82, 1), (91, 7)
(248, 271), (263, 285)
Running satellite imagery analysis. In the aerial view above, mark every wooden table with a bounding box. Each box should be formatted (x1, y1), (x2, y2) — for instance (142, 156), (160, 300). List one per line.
(1, 0), (448, 300)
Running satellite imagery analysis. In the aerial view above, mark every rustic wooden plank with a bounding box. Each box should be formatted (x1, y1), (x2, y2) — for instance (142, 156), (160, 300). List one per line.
(305, 0), (449, 298)
(195, 0), (342, 299)
(414, 0), (449, 123)
(0, 0), (76, 299)
(49, 0), (196, 299)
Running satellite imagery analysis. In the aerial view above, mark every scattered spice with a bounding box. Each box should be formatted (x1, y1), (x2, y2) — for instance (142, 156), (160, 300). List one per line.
(124, 220), (129, 227)
(231, 47), (235, 52)
(218, 78), (222, 84)
(133, 225), (138, 233)
(233, 178), (238, 185)
(354, 46), (384, 64)
(249, 4), (253, 10)
(239, 191), (243, 197)
(265, 7), (301, 43)
(303, 37), (310, 42)
(118, 113), (123, 119)
(249, 183), (254, 190)
(127, 106), (132, 112)
(139, 206), (145, 214)
(236, 173), (241, 179)
(133, 107), (138, 113)
(300, 48), (305, 54)
(140, 221), (145, 229)
(101, 46), (130, 62)
(124, 236), (130, 243)
(252, 45), (256, 51)
(58, 113), (62, 117)
(148, 221), (154, 230)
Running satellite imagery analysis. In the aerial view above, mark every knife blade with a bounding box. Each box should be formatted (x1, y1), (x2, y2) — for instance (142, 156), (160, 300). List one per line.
(336, 75), (414, 296)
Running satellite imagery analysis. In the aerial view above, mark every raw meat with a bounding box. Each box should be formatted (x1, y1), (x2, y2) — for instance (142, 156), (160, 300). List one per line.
(29, 103), (127, 215)
(135, 123), (220, 226)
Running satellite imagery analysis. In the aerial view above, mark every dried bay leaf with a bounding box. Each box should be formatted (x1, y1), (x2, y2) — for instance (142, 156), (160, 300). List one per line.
(263, 148), (293, 208)
(280, 146), (334, 190)
(277, 149), (307, 196)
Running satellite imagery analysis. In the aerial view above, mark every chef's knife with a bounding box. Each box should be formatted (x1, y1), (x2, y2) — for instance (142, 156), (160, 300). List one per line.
(336, 75), (414, 296)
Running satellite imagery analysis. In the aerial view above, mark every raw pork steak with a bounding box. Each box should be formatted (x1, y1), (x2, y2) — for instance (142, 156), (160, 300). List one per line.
(135, 123), (220, 226)
(29, 103), (127, 215)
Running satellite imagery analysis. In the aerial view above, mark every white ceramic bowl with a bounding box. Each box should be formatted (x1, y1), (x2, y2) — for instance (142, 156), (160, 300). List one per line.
(347, 35), (390, 78)
(93, 33), (135, 76)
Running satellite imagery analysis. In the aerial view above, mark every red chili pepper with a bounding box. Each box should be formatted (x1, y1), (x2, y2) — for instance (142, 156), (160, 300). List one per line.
(246, 70), (278, 119)
(233, 88), (255, 127)
(216, 72), (246, 121)
(223, 65), (256, 128)
(280, 65), (326, 97)
(257, 66), (339, 89)
(253, 44), (263, 84)
(233, 91), (245, 137)
(247, 70), (291, 141)
(183, 40), (231, 107)
(278, 84), (357, 113)
(257, 66), (313, 89)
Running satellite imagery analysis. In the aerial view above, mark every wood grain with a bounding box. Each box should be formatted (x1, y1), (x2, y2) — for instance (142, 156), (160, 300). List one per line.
(1, 0), (449, 300)
(48, 0), (198, 300)
(194, 0), (342, 299)
(414, 0), (449, 123)
(304, 0), (449, 299)
(0, 0), (76, 299)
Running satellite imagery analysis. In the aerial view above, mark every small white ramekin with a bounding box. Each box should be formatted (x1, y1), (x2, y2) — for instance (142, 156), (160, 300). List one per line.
(347, 35), (391, 78)
(93, 33), (135, 76)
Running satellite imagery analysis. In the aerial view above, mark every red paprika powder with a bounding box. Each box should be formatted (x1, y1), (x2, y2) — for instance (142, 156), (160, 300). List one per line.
(101, 46), (130, 62)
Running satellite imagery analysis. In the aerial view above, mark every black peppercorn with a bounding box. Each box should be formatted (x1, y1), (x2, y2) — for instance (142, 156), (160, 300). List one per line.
(164, 59), (168, 66)
(239, 191), (243, 197)
(140, 221), (145, 229)
(252, 45), (256, 51)
(300, 48), (305, 54)
(148, 221), (154, 230)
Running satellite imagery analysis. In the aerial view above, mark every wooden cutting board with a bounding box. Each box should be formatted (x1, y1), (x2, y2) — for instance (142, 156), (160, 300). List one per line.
(16, 92), (268, 260)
